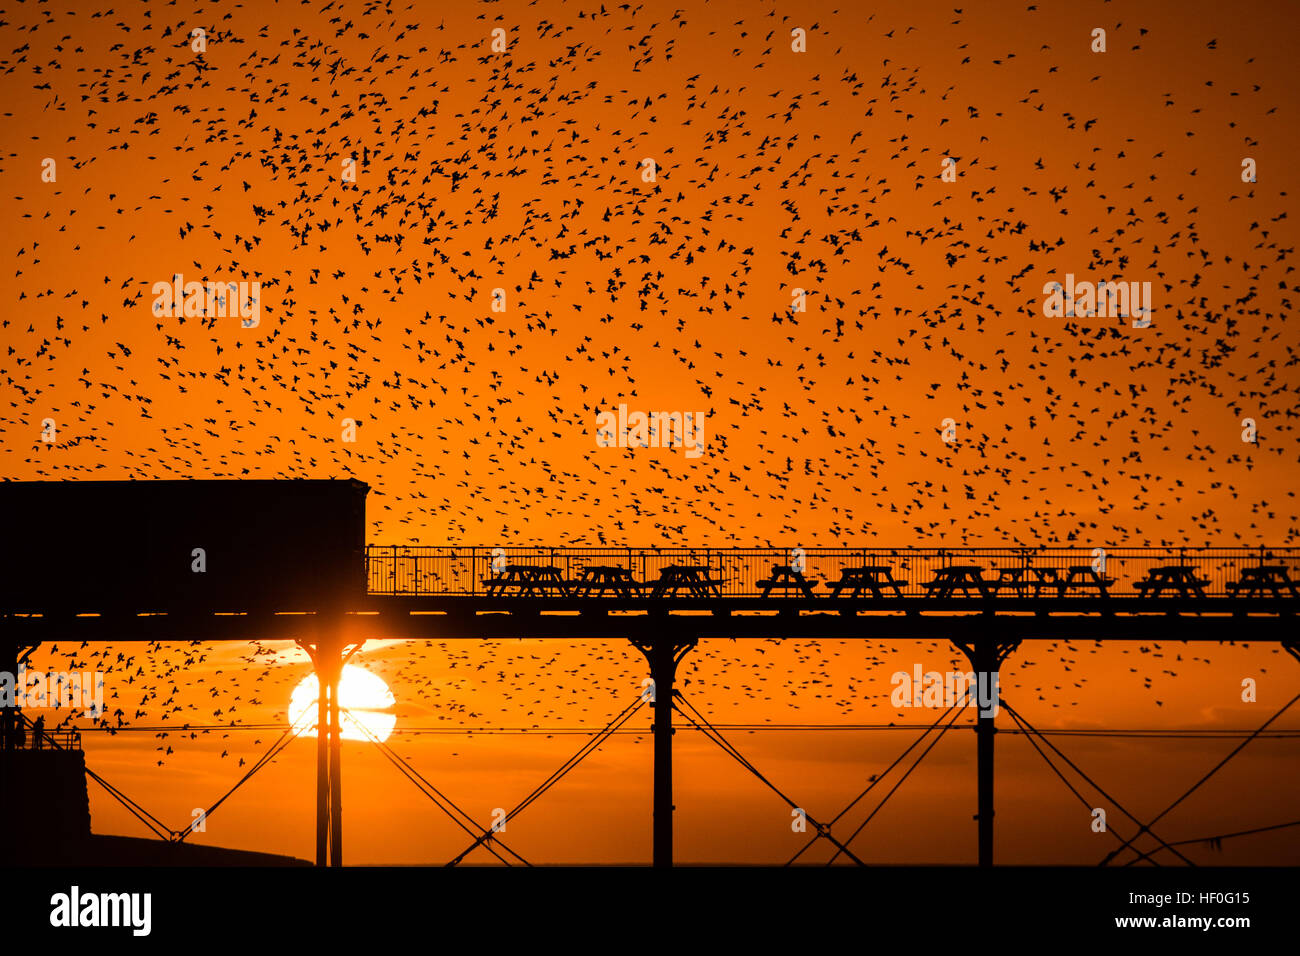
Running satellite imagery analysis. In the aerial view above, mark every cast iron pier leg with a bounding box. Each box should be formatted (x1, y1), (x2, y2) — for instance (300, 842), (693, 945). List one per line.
(328, 648), (343, 868)
(954, 635), (1020, 868)
(317, 658), (329, 867)
(298, 629), (357, 868)
(633, 633), (697, 867)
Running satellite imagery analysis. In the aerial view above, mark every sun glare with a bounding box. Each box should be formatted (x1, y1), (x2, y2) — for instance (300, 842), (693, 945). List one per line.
(288, 665), (396, 743)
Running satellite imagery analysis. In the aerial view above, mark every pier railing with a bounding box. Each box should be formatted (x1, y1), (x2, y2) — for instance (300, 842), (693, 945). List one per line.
(4, 712), (82, 752)
(364, 546), (1300, 598)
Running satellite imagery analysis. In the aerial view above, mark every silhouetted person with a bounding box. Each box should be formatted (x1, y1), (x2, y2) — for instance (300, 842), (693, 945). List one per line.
(32, 715), (45, 750)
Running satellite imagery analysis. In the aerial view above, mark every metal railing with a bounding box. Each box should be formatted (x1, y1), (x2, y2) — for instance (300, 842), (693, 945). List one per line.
(364, 546), (1300, 598)
(4, 713), (82, 752)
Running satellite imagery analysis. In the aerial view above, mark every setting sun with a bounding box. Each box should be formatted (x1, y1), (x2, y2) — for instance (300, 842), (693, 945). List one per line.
(288, 666), (396, 743)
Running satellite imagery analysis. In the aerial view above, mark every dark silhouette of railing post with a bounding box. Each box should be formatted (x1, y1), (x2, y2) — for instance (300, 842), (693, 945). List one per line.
(633, 632), (697, 867)
(954, 634), (1021, 867)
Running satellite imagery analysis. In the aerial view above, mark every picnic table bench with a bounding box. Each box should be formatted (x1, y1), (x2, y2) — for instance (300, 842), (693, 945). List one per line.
(829, 565), (908, 599)
(991, 565), (1062, 597)
(1226, 564), (1299, 599)
(990, 565), (1116, 597)
(651, 564), (725, 598)
(756, 564), (819, 598)
(923, 565), (992, 599)
(1135, 565), (1210, 599)
(1058, 565), (1116, 596)
(569, 565), (644, 598)
(481, 564), (571, 597)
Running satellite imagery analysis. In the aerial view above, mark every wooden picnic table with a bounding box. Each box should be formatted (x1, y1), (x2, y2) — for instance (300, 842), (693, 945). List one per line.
(757, 564), (819, 598)
(570, 565), (643, 598)
(991, 565), (1062, 597)
(923, 565), (992, 599)
(481, 564), (571, 597)
(1227, 564), (1299, 599)
(1135, 565), (1209, 599)
(925, 567), (993, 598)
(829, 565), (908, 599)
(1058, 565), (1115, 597)
(651, 564), (724, 598)
(988, 564), (1115, 597)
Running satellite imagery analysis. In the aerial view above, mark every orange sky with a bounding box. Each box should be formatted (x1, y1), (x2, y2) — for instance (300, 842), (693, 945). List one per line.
(3, 0), (1299, 863)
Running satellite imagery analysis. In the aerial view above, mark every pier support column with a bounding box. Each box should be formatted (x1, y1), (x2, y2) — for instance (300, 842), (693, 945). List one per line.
(632, 632), (697, 868)
(328, 649), (343, 868)
(953, 635), (1020, 868)
(297, 628), (361, 868)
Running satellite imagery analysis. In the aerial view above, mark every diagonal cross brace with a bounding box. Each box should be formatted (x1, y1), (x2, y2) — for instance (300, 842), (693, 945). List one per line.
(999, 700), (1192, 866)
(447, 694), (647, 866)
(675, 693), (869, 866)
(1097, 689), (1300, 866)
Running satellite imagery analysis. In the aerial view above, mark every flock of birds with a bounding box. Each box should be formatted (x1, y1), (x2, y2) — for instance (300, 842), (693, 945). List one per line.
(1, 0), (1296, 804)
(42, 633), (1284, 767)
